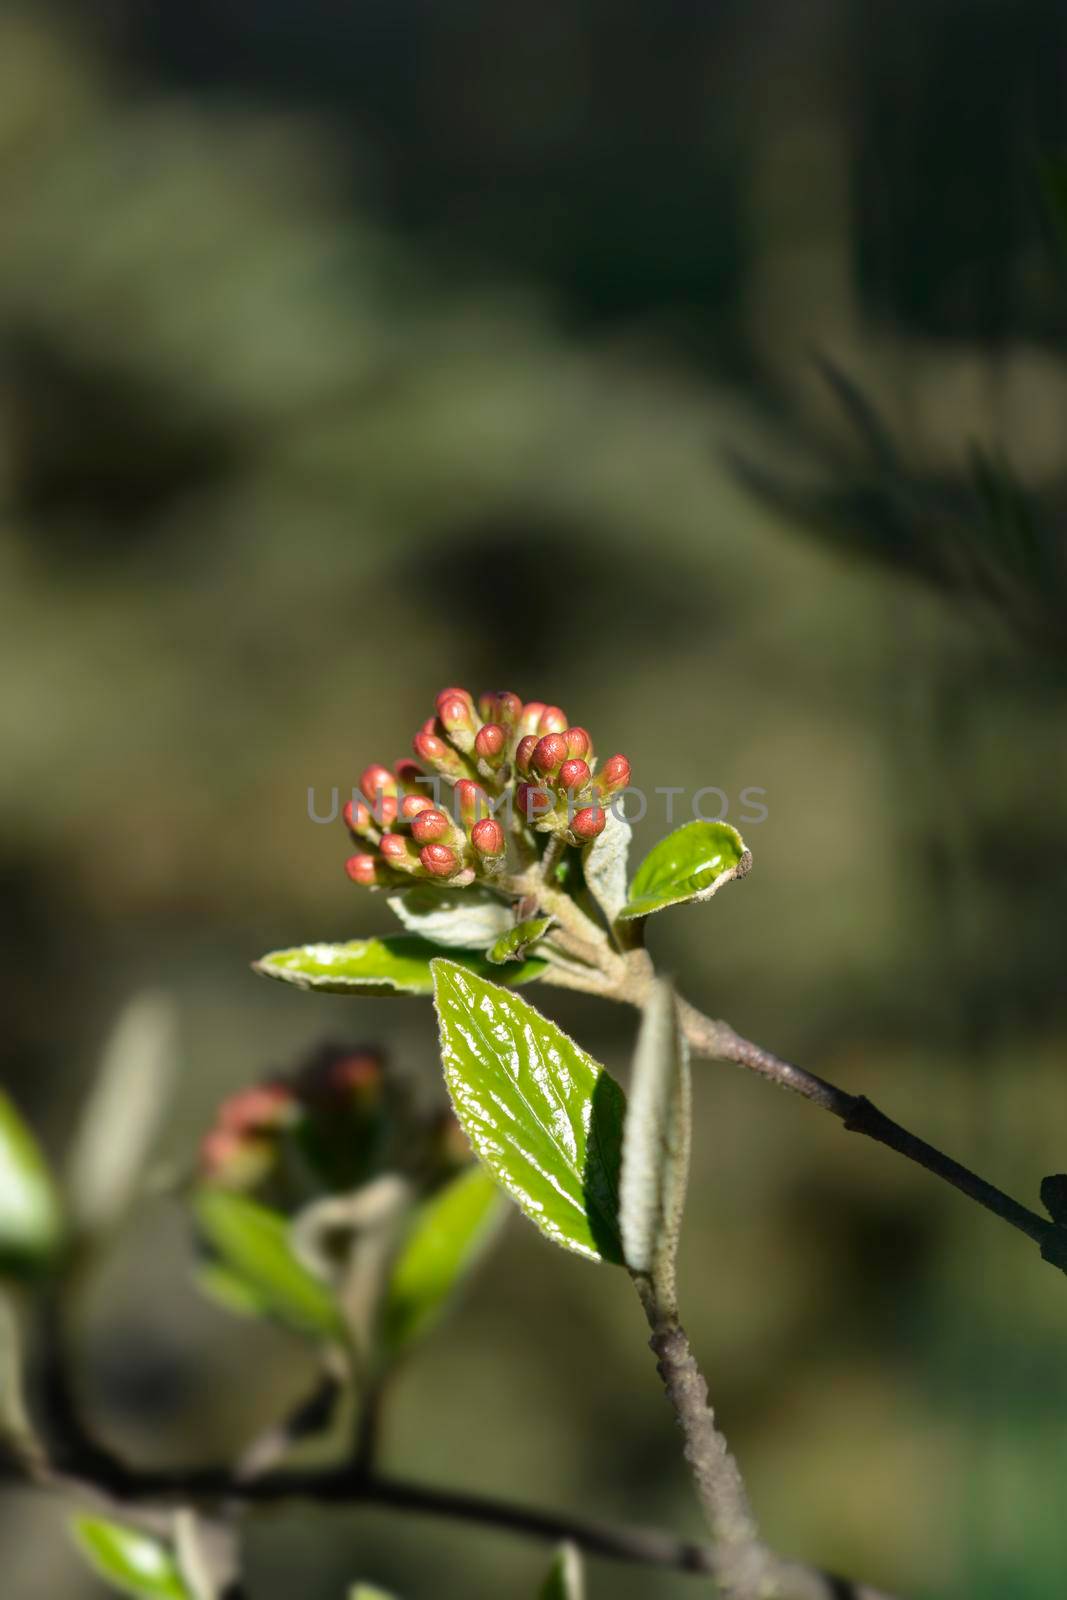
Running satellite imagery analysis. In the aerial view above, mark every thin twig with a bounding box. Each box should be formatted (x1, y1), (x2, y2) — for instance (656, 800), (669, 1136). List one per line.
(676, 1001), (1067, 1271)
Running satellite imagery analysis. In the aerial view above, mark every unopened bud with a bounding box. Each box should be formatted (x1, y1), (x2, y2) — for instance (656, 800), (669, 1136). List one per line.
(596, 754), (631, 797)
(519, 701), (547, 736)
(558, 758), (591, 792)
(435, 688), (478, 751)
(394, 759), (431, 796)
(218, 1082), (296, 1135)
(345, 852), (384, 886)
(538, 705), (568, 734)
(532, 733), (568, 775)
(515, 734), (539, 775)
(516, 783), (553, 821)
(380, 832), (420, 872)
(470, 817), (505, 858)
(478, 690), (522, 729)
(360, 764), (397, 802)
(199, 1127), (274, 1188)
(474, 723), (506, 763)
(343, 799), (376, 838)
(565, 727), (591, 759)
(413, 730), (467, 779)
(411, 808), (451, 845)
(401, 793), (435, 820)
(419, 842), (459, 878)
(454, 778), (488, 826)
(572, 805), (607, 840)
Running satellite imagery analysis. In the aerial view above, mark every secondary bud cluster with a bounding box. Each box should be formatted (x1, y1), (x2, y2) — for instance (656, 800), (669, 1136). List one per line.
(342, 688), (632, 887)
(198, 1044), (469, 1201)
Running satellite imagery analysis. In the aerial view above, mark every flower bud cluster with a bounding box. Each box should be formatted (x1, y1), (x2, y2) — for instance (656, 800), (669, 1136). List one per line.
(198, 1044), (467, 1201)
(343, 688), (631, 887)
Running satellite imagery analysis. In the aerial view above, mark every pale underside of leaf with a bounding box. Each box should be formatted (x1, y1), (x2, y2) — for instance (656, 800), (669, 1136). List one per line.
(387, 885), (515, 950)
(619, 980), (691, 1294)
(431, 960), (625, 1263)
(582, 809), (632, 926)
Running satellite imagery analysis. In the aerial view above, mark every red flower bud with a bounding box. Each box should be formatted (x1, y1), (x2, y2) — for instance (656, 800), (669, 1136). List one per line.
(474, 723), (506, 762)
(478, 690), (522, 729)
(360, 764), (397, 802)
(516, 783), (553, 821)
(532, 733), (568, 775)
(413, 730), (466, 777)
(515, 734), (539, 775)
(572, 805), (607, 840)
(597, 754), (631, 796)
(199, 1127), (274, 1186)
(436, 686), (474, 716)
(394, 759), (430, 795)
(454, 778), (488, 826)
(346, 852), (383, 885)
(519, 701), (547, 735)
(538, 705), (568, 735)
(565, 726), (591, 759)
(401, 793), (434, 820)
(411, 808), (451, 844)
(343, 799), (375, 837)
(218, 1082), (295, 1134)
(379, 832), (418, 869)
(419, 842), (459, 878)
(470, 817), (505, 857)
(558, 758), (591, 791)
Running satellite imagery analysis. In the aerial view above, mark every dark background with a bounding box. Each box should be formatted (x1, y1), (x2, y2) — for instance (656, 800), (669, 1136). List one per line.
(2, 0), (1067, 1595)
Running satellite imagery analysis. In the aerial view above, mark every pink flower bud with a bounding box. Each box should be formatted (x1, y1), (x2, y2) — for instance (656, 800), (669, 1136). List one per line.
(218, 1082), (295, 1134)
(343, 799), (375, 837)
(436, 686), (474, 716)
(360, 764), (397, 802)
(558, 758), (591, 791)
(565, 726), (591, 759)
(199, 1127), (274, 1186)
(478, 690), (522, 729)
(572, 805), (607, 840)
(474, 723), (506, 762)
(470, 817), (505, 858)
(515, 734), (539, 775)
(454, 778), (488, 826)
(411, 808), (451, 844)
(413, 730), (466, 777)
(394, 759), (430, 795)
(516, 783), (553, 821)
(597, 754), (631, 796)
(345, 852), (383, 885)
(519, 701), (547, 735)
(532, 733), (568, 775)
(379, 832), (418, 870)
(401, 793), (434, 820)
(436, 691), (478, 750)
(419, 842), (459, 877)
(538, 705), (568, 734)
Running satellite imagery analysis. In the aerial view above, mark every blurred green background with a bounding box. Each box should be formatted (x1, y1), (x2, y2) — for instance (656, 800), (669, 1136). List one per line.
(2, 0), (1067, 1594)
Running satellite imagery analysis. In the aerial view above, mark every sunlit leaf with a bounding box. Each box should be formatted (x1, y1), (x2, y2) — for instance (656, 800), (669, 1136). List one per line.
(0, 1091), (63, 1274)
(387, 886), (515, 950)
(254, 936), (546, 995)
(192, 1190), (344, 1341)
(620, 982), (690, 1300)
(348, 1587), (400, 1599)
(619, 821), (750, 920)
(539, 1543), (585, 1600)
(71, 1518), (191, 1600)
(431, 961), (625, 1263)
(381, 1165), (505, 1356)
(487, 916), (554, 965)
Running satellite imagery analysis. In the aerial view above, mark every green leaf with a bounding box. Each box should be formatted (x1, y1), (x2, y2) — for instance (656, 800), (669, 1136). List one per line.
(71, 1518), (191, 1600)
(349, 1588), (400, 1600)
(487, 916), (554, 965)
(539, 1544), (585, 1600)
(619, 981), (691, 1303)
(0, 1090), (63, 1274)
(254, 935), (546, 995)
(387, 885), (516, 950)
(619, 821), (751, 921)
(192, 1190), (344, 1341)
(431, 961), (625, 1263)
(381, 1165), (505, 1356)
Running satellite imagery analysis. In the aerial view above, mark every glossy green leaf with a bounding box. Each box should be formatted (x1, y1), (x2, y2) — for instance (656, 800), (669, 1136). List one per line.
(254, 935), (545, 995)
(71, 1518), (191, 1600)
(387, 885), (515, 950)
(487, 916), (554, 965)
(540, 1544), (585, 1600)
(192, 1190), (344, 1341)
(381, 1165), (505, 1356)
(619, 821), (751, 920)
(0, 1090), (63, 1273)
(620, 981), (691, 1302)
(432, 961), (625, 1263)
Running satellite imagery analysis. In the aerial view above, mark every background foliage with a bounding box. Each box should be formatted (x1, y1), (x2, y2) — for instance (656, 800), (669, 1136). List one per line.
(2, 1), (1067, 1595)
